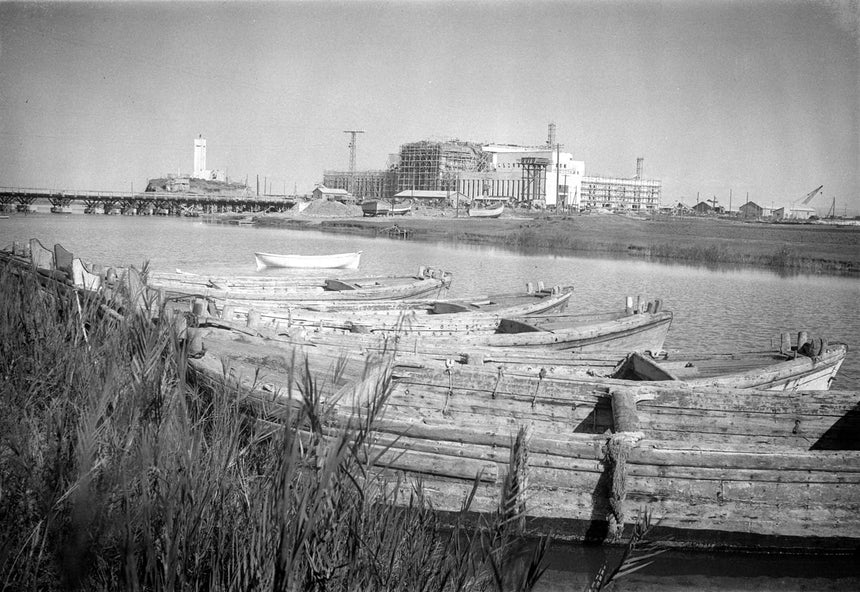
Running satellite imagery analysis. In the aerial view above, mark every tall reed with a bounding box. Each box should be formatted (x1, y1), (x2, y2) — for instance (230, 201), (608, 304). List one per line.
(0, 261), (547, 591)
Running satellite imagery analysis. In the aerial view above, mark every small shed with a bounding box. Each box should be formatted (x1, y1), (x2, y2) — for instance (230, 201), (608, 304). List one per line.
(738, 201), (764, 219)
(312, 186), (354, 203)
(692, 201), (714, 215)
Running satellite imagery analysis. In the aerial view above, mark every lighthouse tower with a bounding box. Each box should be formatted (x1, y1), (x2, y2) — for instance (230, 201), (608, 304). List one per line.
(193, 135), (207, 179)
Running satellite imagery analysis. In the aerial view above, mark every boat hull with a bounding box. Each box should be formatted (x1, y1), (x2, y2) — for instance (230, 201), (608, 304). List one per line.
(148, 268), (453, 302)
(254, 251), (362, 270)
(362, 200), (411, 217)
(185, 335), (860, 552)
(467, 203), (504, 218)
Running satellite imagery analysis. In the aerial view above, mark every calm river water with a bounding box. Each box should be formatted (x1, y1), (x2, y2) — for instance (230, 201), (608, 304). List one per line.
(3, 213), (858, 389)
(2, 212), (859, 589)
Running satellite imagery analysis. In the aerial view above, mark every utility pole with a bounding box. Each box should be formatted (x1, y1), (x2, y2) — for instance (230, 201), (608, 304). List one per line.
(343, 130), (365, 195)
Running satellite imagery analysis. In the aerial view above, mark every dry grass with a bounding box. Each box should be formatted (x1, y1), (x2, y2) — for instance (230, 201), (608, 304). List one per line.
(0, 261), (550, 591)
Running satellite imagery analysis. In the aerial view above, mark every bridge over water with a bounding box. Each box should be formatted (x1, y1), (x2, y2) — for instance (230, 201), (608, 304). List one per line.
(0, 187), (297, 215)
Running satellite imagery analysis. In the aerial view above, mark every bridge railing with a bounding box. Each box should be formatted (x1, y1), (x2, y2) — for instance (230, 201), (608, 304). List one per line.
(0, 186), (296, 202)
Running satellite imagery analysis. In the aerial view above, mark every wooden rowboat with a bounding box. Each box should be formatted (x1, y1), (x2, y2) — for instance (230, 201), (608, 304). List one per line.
(467, 202), (504, 218)
(184, 325), (860, 552)
(254, 250), (362, 270)
(365, 366), (860, 551)
(147, 267), (454, 302)
(297, 329), (848, 392)
(298, 304), (674, 353)
(361, 200), (412, 217)
(213, 285), (574, 329)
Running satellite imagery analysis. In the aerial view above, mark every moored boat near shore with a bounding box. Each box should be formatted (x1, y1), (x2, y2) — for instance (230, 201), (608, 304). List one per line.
(211, 294), (672, 353)
(361, 199), (412, 217)
(146, 266), (454, 302)
(212, 284), (573, 325)
(183, 324), (860, 552)
(468, 202), (504, 218)
(254, 250), (362, 270)
(296, 329), (848, 392)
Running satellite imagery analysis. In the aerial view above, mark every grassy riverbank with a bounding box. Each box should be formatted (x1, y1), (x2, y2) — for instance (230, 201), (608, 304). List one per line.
(0, 264), (551, 591)
(255, 212), (860, 276)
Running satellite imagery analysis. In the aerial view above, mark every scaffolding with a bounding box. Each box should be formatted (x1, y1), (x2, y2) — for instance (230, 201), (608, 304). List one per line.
(323, 169), (398, 201)
(520, 157), (550, 205)
(396, 141), (490, 192)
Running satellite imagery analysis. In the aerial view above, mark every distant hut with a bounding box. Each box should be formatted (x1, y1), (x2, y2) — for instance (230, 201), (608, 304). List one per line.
(739, 201), (764, 220)
(312, 186), (354, 204)
(692, 201), (714, 215)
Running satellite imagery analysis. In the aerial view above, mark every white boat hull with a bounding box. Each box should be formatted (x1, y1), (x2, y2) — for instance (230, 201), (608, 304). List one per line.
(254, 251), (362, 270)
(468, 204), (504, 218)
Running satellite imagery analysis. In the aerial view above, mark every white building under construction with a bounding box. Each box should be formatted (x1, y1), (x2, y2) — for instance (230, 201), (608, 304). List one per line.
(323, 126), (661, 212)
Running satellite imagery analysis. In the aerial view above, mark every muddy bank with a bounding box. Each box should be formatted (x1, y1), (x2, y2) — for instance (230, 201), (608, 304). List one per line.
(251, 211), (860, 276)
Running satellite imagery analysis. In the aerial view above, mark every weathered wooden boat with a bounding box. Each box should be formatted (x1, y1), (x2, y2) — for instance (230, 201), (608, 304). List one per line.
(363, 366), (860, 552)
(604, 338), (848, 391)
(361, 200), (412, 217)
(184, 325), (860, 552)
(0, 240), (147, 321)
(146, 267), (454, 302)
(212, 285), (574, 329)
(361, 200), (389, 217)
(254, 250), (362, 270)
(468, 202), (504, 218)
(296, 329), (848, 392)
(294, 303), (673, 353)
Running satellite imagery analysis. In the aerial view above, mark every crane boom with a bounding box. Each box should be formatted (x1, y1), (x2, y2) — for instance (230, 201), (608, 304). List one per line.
(800, 185), (823, 205)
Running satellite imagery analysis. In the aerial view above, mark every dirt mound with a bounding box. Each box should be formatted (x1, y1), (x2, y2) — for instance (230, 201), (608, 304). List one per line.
(145, 177), (253, 195)
(294, 199), (363, 218)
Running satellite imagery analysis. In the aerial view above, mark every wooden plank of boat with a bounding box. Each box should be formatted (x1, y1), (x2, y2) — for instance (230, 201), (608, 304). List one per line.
(254, 250), (362, 271)
(467, 203), (504, 218)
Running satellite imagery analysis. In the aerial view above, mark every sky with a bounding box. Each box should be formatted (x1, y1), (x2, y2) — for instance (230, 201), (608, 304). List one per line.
(0, 0), (857, 214)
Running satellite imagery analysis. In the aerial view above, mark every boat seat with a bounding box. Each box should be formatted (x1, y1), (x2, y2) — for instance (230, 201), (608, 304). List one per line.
(496, 318), (542, 334)
(324, 279), (359, 291)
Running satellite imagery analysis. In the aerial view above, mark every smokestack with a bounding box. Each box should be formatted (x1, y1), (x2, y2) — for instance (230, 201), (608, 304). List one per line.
(547, 123), (556, 147)
(635, 157), (644, 179)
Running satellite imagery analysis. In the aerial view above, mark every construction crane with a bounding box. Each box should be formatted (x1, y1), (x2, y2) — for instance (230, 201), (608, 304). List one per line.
(796, 185), (823, 205)
(343, 130), (365, 195)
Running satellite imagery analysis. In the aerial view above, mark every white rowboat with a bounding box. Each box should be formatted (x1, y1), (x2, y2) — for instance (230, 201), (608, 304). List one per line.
(467, 203), (504, 218)
(254, 250), (362, 270)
